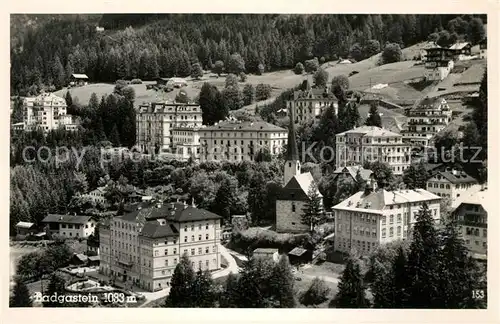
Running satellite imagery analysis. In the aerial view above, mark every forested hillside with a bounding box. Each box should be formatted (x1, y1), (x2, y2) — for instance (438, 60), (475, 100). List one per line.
(10, 14), (486, 96)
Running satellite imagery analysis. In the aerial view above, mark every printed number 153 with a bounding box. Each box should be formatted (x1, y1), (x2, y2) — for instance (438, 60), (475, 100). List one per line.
(472, 290), (485, 299)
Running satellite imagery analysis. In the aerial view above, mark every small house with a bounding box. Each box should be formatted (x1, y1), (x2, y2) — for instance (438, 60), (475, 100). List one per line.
(479, 39), (487, 59)
(156, 77), (171, 86)
(42, 214), (96, 239)
(15, 221), (35, 236)
(288, 247), (313, 265)
(449, 42), (472, 60)
(70, 74), (89, 87)
(253, 248), (280, 263)
(88, 255), (101, 267)
(71, 253), (88, 265)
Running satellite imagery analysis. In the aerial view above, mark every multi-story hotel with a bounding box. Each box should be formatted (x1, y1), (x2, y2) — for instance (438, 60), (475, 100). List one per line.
(171, 125), (204, 161)
(332, 182), (441, 255)
(401, 97), (453, 147)
(22, 93), (78, 132)
(286, 83), (338, 123)
(335, 126), (412, 175)
(135, 102), (203, 154)
(99, 201), (222, 292)
(423, 47), (455, 81)
(452, 188), (488, 259)
(199, 120), (288, 162)
(425, 169), (479, 205)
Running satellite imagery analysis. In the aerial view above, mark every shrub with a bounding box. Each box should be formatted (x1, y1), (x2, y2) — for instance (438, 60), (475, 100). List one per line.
(239, 72), (247, 82)
(299, 277), (331, 306)
(130, 79), (143, 84)
(294, 63), (305, 75)
(228, 227), (311, 254)
(255, 83), (272, 101)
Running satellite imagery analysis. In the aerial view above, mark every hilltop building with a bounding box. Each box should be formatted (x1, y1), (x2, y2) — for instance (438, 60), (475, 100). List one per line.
(286, 81), (338, 123)
(424, 47), (455, 81)
(199, 120), (287, 162)
(332, 184), (441, 255)
(276, 105), (323, 233)
(479, 38), (487, 59)
(70, 74), (89, 87)
(425, 168), (479, 205)
(452, 188), (488, 259)
(136, 102), (202, 154)
(401, 97), (452, 147)
(99, 200), (222, 292)
(21, 93), (79, 133)
(449, 42), (472, 61)
(335, 126), (411, 175)
(419, 41), (441, 62)
(42, 214), (96, 239)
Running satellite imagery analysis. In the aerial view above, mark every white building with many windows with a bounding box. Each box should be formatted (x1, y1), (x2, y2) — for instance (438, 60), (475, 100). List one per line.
(199, 120), (288, 162)
(425, 169), (479, 205)
(332, 184), (441, 255)
(42, 214), (96, 239)
(99, 201), (222, 292)
(22, 93), (78, 132)
(286, 83), (338, 123)
(136, 102), (202, 154)
(335, 126), (412, 175)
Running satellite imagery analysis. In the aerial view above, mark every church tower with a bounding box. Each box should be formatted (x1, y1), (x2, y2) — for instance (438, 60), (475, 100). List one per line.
(284, 105), (301, 186)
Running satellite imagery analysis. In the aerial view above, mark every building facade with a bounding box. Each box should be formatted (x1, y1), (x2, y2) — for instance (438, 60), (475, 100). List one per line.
(479, 39), (487, 59)
(171, 125), (203, 161)
(335, 126), (412, 175)
(452, 189), (488, 258)
(42, 214), (96, 239)
(199, 120), (287, 162)
(449, 42), (472, 60)
(286, 84), (338, 123)
(99, 201), (222, 292)
(136, 102), (203, 154)
(332, 186), (441, 255)
(401, 97), (453, 147)
(426, 169), (479, 205)
(423, 48), (455, 81)
(420, 42), (441, 62)
(22, 93), (78, 132)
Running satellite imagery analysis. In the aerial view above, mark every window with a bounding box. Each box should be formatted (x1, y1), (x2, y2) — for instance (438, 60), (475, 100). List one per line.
(206, 234), (209, 240)
(390, 215), (394, 224)
(205, 247), (209, 254)
(397, 214), (402, 223)
(174, 258), (178, 264)
(165, 260), (169, 266)
(85, 224), (89, 229)
(292, 203), (296, 212)
(382, 229), (386, 238)
(173, 239), (177, 245)
(191, 224), (195, 231)
(483, 242), (487, 248)
(381, 217), (386, 225)
(164, 249), (168, 256)
(191, 235), (195, 242)
(483, 229), (487, 237)
(389, 227), (394, 237)
(61, 224), (66, 228)
(69, 232), (72, 236)
(475, 241), (479, 246)
(155, 250), (159, 256)
(198, 248), (202, 255)
(212, 246), (216, 253)
(198, 224), (202, 230)
(206, 260), (209, 268)
(198, 235), (202, 241)
(397, 226), (401, 236)
(191, 249), (195, 256)
(184, 236), (187, 243)
(206, 223), (209, 229)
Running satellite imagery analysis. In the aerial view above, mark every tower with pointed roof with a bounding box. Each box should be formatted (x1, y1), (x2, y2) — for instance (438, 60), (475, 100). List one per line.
(284, 105), (301, 186)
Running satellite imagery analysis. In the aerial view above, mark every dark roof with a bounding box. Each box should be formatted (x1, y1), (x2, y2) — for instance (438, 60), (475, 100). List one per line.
(74, 254), (88, 262)
(288, 247), (308, 257)
(204, 120), (285, 132)
(253, 248), (278, 254)
(88, 256), (100, 262)
(278, 176), (310, 201)
(121, 202), (221, 223)
(140, 220), (179, 238)
(43, 214), (92, 224)
(430, 171), (478, 184)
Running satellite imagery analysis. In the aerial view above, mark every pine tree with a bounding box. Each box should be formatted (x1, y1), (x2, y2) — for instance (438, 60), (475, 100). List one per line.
(211, 177), (236, 223)
(43, 273), (69, 307)
(390, 246), (409, 307)
(365, 102), (382, 127)
(192, 269), (217, 307)
(301, 182), (324, 232)
(10, 276), (32, 307)
(191, 62), (203, 80)
(65, 91), (73, 108)
(88, 92), (99, 110)
(270, 255), (296, 308)
(219, 272), (239, 308)
(405, 202), (441, 308)
(242, 84), (255, 106)
(247, 171), (267, 225)
(109, 124), (121, 146)
(331, 257), (370, 308)
(164, 253), (196, 307)
(313, 68), (329, 88)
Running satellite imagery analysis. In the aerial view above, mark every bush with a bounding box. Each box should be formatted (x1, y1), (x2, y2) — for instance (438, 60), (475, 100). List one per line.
(381, 43), (403, 65)
(294, 63), (305, 75)
(239, 72), (247, 82)
(255, 83), (272, 101)
(228, 227), (311, 254)
(130, 79), (143, 84)
(331, 74), (350, 91)
(257, 63), (265, 75)
(304, 58), (320, 73)
(299, 277), (331, 306)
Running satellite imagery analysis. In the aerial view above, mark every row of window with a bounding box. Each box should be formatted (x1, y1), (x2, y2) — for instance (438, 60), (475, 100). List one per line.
(139, 115), (199, 121)
(338, 238), (378, 252)
(381, 226), (405, 238)
(203, 132), (286, 139)
(338, 136), (403, 144)
(181, 246), (217, 257)
(61, 223), (93, 229)
(465, 227), (486, 237)
(465, 240), (487, 249)
(184, 234), (211, 242)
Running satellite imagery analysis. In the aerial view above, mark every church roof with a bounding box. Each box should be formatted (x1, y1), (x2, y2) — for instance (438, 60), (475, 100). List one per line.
(278, 172), (322, 201)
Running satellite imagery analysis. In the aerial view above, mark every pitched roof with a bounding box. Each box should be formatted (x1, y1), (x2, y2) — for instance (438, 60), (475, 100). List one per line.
(333, 165), (373, 182)
(453, 188), (489, 213)
(74, 254), (88, 262)
(333, 189), (441, 213)
(16, 221), (34, 228)
(279, 172), (322, 200)
(72, 74), (89, 79)
(289, 247), (308, 256)
(422, 41), (441, 49)
(121, 202), (221, 223)
(43, 214), (93, 224)
(204, 120), (285, 132)
(253, 248), (279, 254)
(140, 220), (179, 238)
(449, 42), (471, 50)
(336, 126), (402, 138)
(88, 256), (100, 262)
(428, 171), (478, 184)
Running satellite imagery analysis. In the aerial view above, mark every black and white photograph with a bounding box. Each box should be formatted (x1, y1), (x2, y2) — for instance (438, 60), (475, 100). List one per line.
(6, 3), (495, 319)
